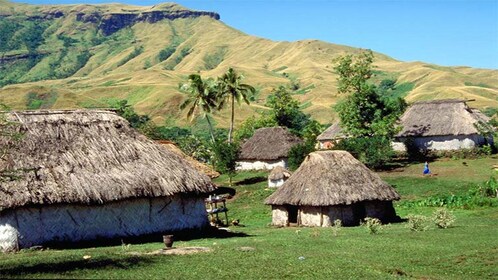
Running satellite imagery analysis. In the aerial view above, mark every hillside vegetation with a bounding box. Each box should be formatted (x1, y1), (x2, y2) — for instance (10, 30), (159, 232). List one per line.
(1, 1), (497, 126)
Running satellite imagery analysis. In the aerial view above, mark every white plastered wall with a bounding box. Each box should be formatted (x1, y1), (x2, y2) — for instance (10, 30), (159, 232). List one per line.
(0, 195), (208, 251)
(392, 134), (488, 152)
(236, 159), (287, 171)
(271, 206), (288, 227)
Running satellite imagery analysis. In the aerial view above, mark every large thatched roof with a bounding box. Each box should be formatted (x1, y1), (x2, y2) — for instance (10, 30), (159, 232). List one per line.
(0, 110), (215, 211)
(316, 122), (344, 141)
(265, 151), (400, 206)
(239, 127), (303, 160)
(397, 99), (490, 137)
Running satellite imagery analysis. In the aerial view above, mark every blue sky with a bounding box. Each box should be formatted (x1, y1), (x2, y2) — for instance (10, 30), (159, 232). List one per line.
(11, 0), (498, 69)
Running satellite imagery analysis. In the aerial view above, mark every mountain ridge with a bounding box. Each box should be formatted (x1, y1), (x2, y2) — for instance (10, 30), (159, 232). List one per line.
(0, 1), (497, 126)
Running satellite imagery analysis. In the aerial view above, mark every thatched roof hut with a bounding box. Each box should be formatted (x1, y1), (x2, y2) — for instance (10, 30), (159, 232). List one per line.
(265, 150), (400, 226)
(0, 110), (215, 251)
(237, 127), (302, 170)
(268, 166), (292, 188)
(393, 99), (493, 151)
(316, 122), (344, 149)
(156, 140), (220, 178)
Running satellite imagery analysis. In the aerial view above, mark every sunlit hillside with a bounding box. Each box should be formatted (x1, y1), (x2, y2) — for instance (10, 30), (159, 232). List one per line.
(1, 0), (497, 126)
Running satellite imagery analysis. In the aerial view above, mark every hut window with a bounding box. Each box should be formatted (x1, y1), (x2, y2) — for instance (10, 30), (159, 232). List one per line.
(287, 205), (298, 224)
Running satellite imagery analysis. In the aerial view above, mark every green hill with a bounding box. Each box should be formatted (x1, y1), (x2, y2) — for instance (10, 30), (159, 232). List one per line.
(1, 0), (497, 126)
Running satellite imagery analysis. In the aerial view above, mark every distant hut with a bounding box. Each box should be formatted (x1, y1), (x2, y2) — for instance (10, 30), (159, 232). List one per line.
(268, 166), (292, 188)
(265, 150), (400, 227)
(392, 99), (493, 152)
(237, 127), (302, 170)
(0, 110), (215, 252)
(316, 122), (344, 149)
(156, 140), (220, 178)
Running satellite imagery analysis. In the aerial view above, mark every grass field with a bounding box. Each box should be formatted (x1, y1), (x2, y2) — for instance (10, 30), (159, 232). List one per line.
(0, 157), (497, 279)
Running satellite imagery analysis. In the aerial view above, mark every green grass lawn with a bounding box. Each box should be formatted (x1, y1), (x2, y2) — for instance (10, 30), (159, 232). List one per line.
(0, 158), (497, 279)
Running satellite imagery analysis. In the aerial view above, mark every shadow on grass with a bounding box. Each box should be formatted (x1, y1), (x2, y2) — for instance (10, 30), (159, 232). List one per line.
(0, 255), (152, 277)
(43, 226), (251, 250)
(235, 176), (267, 186)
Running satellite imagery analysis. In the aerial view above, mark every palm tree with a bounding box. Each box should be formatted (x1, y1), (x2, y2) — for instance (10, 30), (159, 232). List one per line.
(179, 74), (218, 143)
(217, 68), (255, 143)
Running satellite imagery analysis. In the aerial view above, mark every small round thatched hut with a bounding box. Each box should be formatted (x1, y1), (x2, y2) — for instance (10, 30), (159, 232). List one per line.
(0, 110), (215, 252)
(265, 150), (400, 227)
(268, 166), (292, 188)
(237, 127), (302, 170)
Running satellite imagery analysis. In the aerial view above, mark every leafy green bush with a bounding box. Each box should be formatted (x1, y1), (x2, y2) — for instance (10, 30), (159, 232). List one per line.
(363, 217), (382, 234)
(212, 141), (240, 185)
(432, 208), (455, 229)
(334, 136), (395, 169)
(158, 46), (176, 62)
(287, 141), (315, 171)
(406, 215), (429, 232)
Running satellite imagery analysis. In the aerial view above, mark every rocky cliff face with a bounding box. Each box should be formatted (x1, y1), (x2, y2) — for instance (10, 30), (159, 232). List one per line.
(87, 10), (220, 36)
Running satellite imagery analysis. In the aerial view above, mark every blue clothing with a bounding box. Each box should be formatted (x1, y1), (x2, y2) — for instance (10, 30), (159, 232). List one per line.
(423, 162), (430, 175)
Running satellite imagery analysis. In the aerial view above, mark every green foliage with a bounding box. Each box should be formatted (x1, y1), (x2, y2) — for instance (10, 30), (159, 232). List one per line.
(177, 135), (212, 163)
(203, 46), (228, 70)
(212, 140), (240, 184)
(399, 177), (498, 209)
(116, 46), (143, 67)
(265, 86), (318, 137)
(216, 67), (256, 143)
(334, 50), (407, 138)
(25, 91), (58, 110)
(234, 114), (277, 141)
(432, 208), (455, 229)
(334, 136), (394, 169)
(287, 141), (315, 171)
(464, 81), (494, 89)
(157, 46), (176, 62)
(406, 215), (429, 232)
(482, 107), (498, 117)
(179, 73), (219, 142)
(363, 217), (382, 234)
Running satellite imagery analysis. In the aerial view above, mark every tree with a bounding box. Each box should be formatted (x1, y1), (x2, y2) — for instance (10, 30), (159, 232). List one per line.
(179, 74), (218, 143)
(217, 68), (255, 143)
(211, 140), (240, 186)
(334, 50), (406, 138)
(333, 50), (406, 168)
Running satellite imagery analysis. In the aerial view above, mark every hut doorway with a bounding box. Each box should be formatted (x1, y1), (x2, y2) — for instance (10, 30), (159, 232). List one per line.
(287, 205), (299, 225)
(352, 203), (366, 224)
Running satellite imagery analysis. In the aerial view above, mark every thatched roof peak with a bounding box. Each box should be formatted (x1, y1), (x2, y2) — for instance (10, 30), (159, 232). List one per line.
(0, 110), (214, 211)
(317, 122), (344, 141)
(268, 166), (292, 181)
(265, 150), (400, 206)
(397, 99), (490, 137)
(239, 127), (303, 161)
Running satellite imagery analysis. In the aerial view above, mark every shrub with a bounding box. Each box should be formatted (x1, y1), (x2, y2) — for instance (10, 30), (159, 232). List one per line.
(212, 141), (240, 185)
(287, 141), (315, 171)
(406, 215), (429, 232)
(363, 217), (382, 234)
(334, 136), (394, 169)
(432, 208), (455, 229)
(331, 219), (342, 237)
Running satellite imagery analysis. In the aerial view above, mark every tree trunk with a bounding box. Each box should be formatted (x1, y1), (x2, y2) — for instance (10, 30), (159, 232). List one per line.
(205, 114), (216, 143)
(228, 94), (235, 143)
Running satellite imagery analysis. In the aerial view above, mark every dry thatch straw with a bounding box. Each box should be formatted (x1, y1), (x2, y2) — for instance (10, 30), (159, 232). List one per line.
(239, 127), (302, 160)
(397, 99), (490, 137)
(316, 122), (344, 141)
(265, 150), (400, 206)
(268, 166), (292, 181)
(156, 140), (220, 178)
(0, 110), (215, 211)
